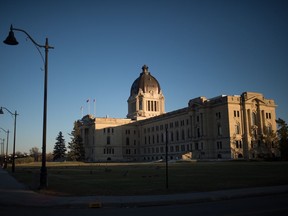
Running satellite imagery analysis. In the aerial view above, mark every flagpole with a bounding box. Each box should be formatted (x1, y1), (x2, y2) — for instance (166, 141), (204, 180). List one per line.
(80, 106), (83, 118)
(93, 99), (96, 117)
(87, 99), (90, 115)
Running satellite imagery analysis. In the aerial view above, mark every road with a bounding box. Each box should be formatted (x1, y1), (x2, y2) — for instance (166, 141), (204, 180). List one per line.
(1, 193), (288, 216)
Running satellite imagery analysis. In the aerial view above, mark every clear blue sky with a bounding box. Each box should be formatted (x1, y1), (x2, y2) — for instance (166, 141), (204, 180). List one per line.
(0, 0), (287, 154)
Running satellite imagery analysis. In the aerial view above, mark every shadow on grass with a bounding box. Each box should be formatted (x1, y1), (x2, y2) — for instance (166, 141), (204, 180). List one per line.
(8, 161), (288, 196)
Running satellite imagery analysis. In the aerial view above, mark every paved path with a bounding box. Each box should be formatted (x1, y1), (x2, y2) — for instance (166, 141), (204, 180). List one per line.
(1, 167), (288, 208)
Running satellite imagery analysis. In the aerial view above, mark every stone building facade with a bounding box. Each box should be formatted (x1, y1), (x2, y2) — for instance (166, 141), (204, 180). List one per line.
(79, 65), (278, 162)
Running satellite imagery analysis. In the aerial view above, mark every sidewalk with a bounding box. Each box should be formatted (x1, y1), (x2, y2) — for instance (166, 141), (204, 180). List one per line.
(1, 167), (288, 208)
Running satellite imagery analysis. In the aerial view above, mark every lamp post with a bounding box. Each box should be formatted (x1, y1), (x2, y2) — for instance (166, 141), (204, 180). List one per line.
(0, 138), (4, 166)
(0, 127), (9, 169)
(0, 107), (17, 172)
(3, 25), (54, 188)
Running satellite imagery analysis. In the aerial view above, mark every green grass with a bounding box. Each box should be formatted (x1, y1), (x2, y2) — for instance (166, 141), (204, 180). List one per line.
(7, 161), (288, 196)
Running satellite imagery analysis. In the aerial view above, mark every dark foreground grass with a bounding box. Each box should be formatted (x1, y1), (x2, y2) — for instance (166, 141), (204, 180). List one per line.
(8, 161), (288, 196)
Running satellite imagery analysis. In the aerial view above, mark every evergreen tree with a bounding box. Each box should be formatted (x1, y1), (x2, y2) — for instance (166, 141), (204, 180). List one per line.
(68, 121), (85, 161)
(53, 131), (67, 161)
(276, 118), (288, 160)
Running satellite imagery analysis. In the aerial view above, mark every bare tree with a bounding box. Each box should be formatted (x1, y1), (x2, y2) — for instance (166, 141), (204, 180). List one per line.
(29, 147), (40, 162)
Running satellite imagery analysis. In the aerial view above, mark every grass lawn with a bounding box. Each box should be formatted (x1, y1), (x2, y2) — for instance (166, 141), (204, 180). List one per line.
(7, 160), (288, 196)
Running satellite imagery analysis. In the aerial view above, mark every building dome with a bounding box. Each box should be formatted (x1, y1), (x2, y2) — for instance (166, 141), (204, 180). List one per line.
(130, 65), (161, 96)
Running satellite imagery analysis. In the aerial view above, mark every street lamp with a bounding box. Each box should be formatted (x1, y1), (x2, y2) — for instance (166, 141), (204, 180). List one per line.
(0, 138), (4, 166)
(0, 107), (17, 172)
(3, 25), (54, 188)
(0, 127), (9, 169)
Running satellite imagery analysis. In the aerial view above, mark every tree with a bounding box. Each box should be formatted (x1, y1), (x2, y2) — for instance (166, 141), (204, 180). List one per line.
(276, 118), (288, 160)
(68, 121), (85, 161)
(53, 131), (67, 161)
(29, 147), (40, 162)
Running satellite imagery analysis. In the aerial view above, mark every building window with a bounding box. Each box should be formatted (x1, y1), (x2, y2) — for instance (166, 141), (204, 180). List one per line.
(197, 128), (200, 137)
(235, 140), (242, 149)
(126, 137), (130, 145)
(252, 112), (257, 126)
(266, 112), (272, 119)
(175, 121), (179, 127)
(235, 124), (240, 134)
(148, 101), (150, 111)
(195, 143), (199, 150)
(156, 147), (159, 153)
(176, 131), (179, 141)
(181, 129), (185, 140)
(217, 141), (222, 149)
(170, 132), (174, 142)
(107, 136), (111, 145)
(181, 145), (185, 151)
(267, 125), (272, 134)
(175, 145), (179, 152)
(216, 112), (221, 119)
(234, 110), (240, 117)
(218, 125), (222, 136)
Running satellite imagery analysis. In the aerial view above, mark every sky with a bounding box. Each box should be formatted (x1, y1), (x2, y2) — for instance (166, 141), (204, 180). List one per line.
(0, 0), (287, 154)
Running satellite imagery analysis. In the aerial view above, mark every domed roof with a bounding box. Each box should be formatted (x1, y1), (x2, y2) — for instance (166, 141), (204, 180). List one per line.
(130, 65), (161, 96)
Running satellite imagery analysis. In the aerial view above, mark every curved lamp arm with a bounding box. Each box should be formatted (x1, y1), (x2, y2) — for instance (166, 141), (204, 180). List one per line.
(10, 25), (54, 49)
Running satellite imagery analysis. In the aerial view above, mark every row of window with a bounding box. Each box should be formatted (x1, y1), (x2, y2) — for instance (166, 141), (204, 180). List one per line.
(144, 129), (191, 145)
(266, 112), (272, 119)
(143, 144), (191, 154)
(147, 100), (159, 112)
(125, 129), (136, 135)
(103, 127), (114, 134)
(235, 140), (242, 148)
(144, 119), (190, 134)
(125, 148), (137, 155)
(216, 112), (222, 119)
(216, 141), (223, 149)
(234, 110), (240, 117)
(103, 148), (114, 154)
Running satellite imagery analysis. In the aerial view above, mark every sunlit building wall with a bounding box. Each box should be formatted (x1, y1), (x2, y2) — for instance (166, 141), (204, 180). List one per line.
(79, 66), (278, 161)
